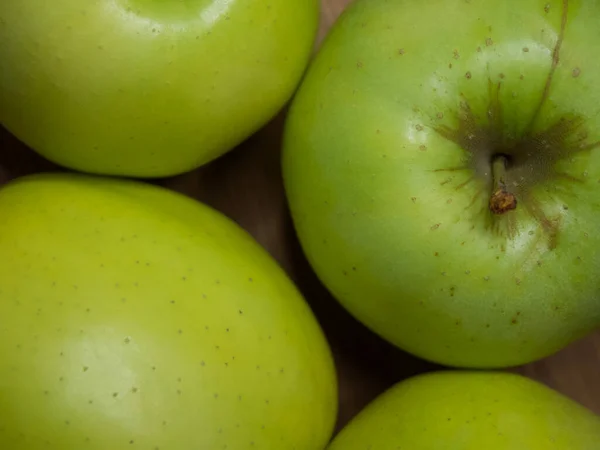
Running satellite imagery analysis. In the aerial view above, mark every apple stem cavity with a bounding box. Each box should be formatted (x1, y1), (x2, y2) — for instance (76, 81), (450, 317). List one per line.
(489, 155), (517, 215)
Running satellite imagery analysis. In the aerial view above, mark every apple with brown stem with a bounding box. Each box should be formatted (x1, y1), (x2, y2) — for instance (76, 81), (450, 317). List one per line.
(283, 0), (600, 368)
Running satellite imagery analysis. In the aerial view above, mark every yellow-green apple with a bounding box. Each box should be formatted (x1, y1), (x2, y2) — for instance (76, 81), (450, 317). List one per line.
(328, 371), (600, 450)
(0, 172), (337, 449)
(0, 0), (319, 177)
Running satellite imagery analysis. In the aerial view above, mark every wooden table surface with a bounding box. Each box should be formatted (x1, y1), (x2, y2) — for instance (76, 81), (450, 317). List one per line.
(1, 0), (598, 435)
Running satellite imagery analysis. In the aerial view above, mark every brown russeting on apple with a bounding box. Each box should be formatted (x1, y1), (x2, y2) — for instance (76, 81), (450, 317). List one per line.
(488, 154), (517, 215)
(489, 188), (517, 215)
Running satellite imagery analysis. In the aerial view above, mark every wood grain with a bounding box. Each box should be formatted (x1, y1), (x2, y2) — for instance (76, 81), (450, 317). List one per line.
(0, 0), (598, 437)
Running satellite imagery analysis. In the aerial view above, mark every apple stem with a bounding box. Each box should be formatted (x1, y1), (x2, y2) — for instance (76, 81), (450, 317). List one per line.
(492, 155), (509, 188)
(489, 155), (517, 215)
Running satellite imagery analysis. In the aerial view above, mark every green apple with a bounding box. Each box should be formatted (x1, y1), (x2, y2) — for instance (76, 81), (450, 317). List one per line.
(328, 371), (600, 449)
(0, 172), (337, 449)
(282, 0), (600, 368)
(0, 0), (319, 178)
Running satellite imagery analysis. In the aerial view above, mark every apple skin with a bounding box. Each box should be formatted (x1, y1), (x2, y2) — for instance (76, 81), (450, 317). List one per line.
(0, 173), (337, 449)
(282, 0), (600, 368)
(327, 371), (600, 450)
(0, 0), (319, 177)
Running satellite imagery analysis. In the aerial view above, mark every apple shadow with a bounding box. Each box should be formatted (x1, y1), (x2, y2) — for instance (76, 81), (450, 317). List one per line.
(0, 125), (65, 185)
